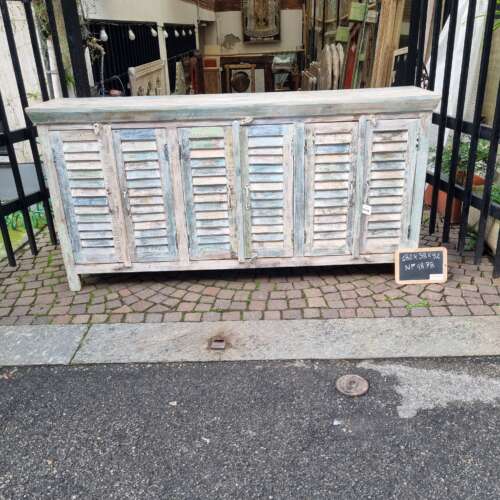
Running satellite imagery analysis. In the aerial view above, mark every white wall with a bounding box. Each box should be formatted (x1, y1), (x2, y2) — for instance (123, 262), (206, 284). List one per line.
(203, 10), (303, 55)
(0, 2), (42, 162)
(81, 0), (215, 24)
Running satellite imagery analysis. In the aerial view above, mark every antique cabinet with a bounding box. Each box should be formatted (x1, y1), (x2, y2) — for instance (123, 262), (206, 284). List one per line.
(27, 87), (440, 291)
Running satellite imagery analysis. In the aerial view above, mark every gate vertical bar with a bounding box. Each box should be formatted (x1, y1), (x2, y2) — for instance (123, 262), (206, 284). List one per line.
(23, 0), (50, 102)
(457, 0), (497, 252)
(442, 0), (477, 242)
(405, 0), (421, 85)
(60, 0), (91, 97)
(45, 0), (69, 97)
(0, 202), (15, 266)
(474, 84), (500, 265)
(415, 0), (428, 87)
(428, 0), (458, 234)
(428, 0), (442, 91)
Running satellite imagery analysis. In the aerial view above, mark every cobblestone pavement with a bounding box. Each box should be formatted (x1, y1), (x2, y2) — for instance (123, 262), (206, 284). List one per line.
(0, 218), (499, 326)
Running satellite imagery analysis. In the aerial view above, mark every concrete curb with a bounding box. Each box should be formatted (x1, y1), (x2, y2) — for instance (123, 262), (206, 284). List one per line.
(0, 316), (499, 367)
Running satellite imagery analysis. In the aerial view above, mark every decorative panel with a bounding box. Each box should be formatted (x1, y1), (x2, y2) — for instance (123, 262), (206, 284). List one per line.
(113, 128), (177, 262)
(241, 124), (294, 258)
(360, 119), (418, 254)
(304, 122), (358, 256)
(179, 126), (237, 260)
(50, 129), (119, 264)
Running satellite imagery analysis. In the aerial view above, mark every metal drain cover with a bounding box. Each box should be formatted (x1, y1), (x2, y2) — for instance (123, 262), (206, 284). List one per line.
(210, 338), (226, 350)
(335, 374), (369, 397)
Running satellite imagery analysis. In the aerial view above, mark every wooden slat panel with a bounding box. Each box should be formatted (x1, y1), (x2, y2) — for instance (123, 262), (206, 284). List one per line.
(360, 119), (418, 254)
(241, 124), (294, 259)
(51, 130), (118, 265)
(180, 125), (235, 260)
(304, 122), (357, 256)
(114, 128), (178, 262)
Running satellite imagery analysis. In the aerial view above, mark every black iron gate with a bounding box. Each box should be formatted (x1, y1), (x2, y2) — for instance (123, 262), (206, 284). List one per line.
(405, 0), (500, 277)
(0, 0), (69, 266)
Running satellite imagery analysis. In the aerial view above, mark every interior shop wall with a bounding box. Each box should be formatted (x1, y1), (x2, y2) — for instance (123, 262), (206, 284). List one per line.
(81, 0), (215, 25)
(202, 9), (303, 55)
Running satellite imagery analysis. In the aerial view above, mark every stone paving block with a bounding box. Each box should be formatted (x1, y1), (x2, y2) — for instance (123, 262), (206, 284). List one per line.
(469, 305), (494, 316)
(448, 306), (471, 316)
(339, 308), (356, 319)
(357, 308), (374, 318)
(243, 311), (263, 321)
(264, 311), (281, 320)
(430, 306), (450, 317)
(0, 324), (86, 366)
(307, 297), (327, 308)
(184, 313), (202, 322)
(391, 307), (408, 317)
(222, 311), (240, 321)
(268, 300), (287, 310)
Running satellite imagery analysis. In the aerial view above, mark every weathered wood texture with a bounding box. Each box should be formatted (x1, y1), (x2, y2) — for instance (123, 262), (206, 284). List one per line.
(27, 88), (440, 291)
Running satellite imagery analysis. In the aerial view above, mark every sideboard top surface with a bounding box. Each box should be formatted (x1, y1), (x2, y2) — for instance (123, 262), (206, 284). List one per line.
(27, 87), (440, 125)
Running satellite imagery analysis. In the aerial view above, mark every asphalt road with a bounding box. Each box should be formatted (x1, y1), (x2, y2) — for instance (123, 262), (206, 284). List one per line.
(2, 358), (500, 499)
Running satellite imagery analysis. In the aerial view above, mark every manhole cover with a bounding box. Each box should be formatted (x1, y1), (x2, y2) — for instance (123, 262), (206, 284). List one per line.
(335, 374), (369, 397)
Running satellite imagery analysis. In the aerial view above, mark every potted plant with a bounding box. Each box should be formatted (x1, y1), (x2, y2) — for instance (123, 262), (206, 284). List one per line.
(424, 137), (488, 223)
(467, 183), (500, 253)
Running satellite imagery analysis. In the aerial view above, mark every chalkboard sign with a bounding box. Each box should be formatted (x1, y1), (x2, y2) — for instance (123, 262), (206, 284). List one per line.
(395, 247), (447, 285)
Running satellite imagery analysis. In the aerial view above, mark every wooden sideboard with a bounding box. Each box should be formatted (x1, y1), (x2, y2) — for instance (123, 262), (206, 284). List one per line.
(27, 87), (440, 291)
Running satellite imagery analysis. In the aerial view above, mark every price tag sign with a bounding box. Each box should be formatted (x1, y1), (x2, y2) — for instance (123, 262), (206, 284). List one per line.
(395, 247), (447, 285)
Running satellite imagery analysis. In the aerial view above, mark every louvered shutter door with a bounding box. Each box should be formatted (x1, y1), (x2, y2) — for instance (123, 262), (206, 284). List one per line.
(241, 124), (294, 258)
(304, 122), (358, 256)
(360, 119), (418, 254)
(113, 128), (177, 262)
(50, 129), (119, 264)
(179, 126), (236, 260)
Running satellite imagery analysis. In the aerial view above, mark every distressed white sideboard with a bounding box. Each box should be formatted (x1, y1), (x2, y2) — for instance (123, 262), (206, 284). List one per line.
(27, 87), (440, 291)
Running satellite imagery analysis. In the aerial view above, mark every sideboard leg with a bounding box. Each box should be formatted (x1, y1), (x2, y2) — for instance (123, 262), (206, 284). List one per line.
(67, 270), (82, 292)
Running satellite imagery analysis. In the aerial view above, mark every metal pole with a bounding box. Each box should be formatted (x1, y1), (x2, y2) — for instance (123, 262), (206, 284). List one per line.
(428, 0), (443, 91)
(45, 0), (69, 97)
(60, 0), (91, 97)
(474, 84), (500, 265)
(24, 0), (50, 101)
(428, 0), (458, 234)
(415, 0), (429, 87)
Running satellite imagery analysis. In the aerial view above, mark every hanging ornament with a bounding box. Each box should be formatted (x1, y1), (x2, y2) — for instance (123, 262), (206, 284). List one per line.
(164, 29), (169, 39)
(181, 29), (186, 37)
(174, 29), (180, 38)
(151, 27), (158, 37)
(128, 28), (136, 41)
(99, 27), (108, 42)
(188, 29), (193, 35)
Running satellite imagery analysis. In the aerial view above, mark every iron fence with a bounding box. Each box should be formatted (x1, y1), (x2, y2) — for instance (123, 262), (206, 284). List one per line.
(0, 0), (62, 266)
(86, 21), (161, 96)
(405, 0), (500, 277)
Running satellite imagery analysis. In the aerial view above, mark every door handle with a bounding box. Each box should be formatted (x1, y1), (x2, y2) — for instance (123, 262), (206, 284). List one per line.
(245, 185), (251, 210)
(123, 190), (131, 214)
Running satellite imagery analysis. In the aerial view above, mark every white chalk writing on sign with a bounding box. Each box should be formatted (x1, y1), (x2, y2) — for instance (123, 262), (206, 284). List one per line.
(401, 251), (442, 272)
